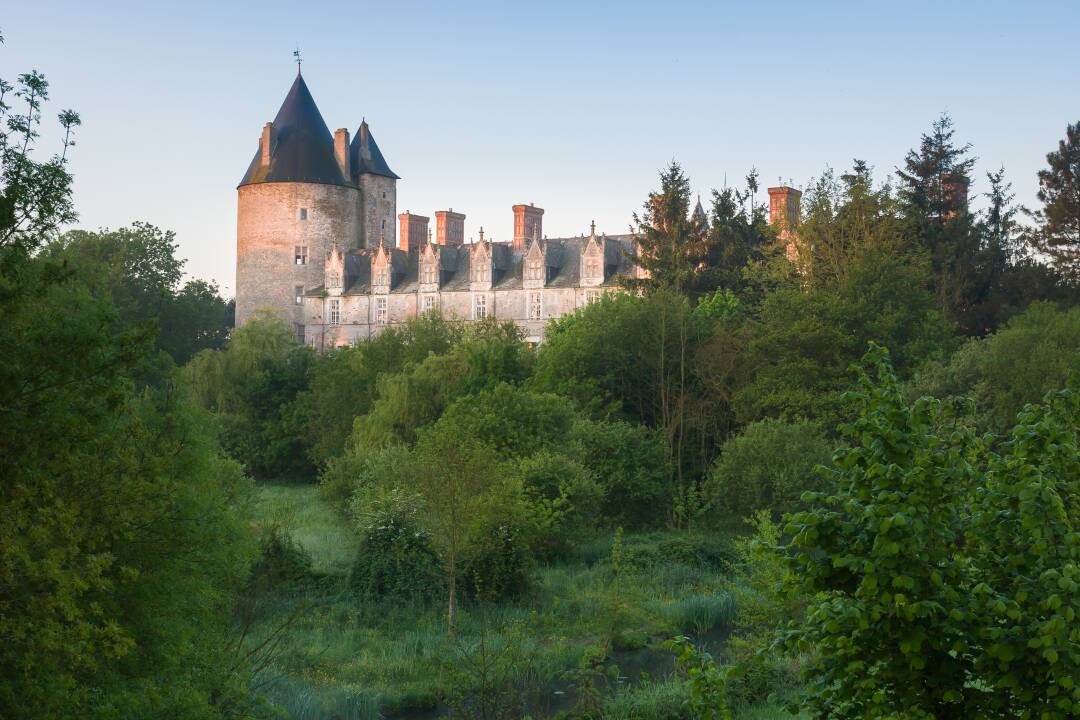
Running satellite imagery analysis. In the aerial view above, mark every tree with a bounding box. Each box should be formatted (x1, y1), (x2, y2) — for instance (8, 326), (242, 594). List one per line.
(45, 223), (233, 365)
(415, 426), (504, 634)
(1030, 121), (1080, 281)
(0, 46), (258, 717)
(897, 114), (984, 332)
(781, 345), (1080, 719)
(625, 160), (706, 295)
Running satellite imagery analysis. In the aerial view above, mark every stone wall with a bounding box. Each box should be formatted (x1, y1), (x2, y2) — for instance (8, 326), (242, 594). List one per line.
(359, 174), (397, 248)
(235, 182), (362, 328)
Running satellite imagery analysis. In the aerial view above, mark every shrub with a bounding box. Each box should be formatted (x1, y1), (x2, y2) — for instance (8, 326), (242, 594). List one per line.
(568, 418), (673, 529)
(462, 522), (532, 602)
(514, 451), (604, 558)
(349, 490), (443, 605)
(705, 418), (834, 522)
(249, 524), (313, 587)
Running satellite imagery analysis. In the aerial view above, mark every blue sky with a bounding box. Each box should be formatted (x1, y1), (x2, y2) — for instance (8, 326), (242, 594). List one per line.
(3, 1), (1077, 293)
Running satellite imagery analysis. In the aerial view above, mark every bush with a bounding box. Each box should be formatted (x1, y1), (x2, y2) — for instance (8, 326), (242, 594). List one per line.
(349, 491), (443, 605)
(249, 524), (313, 588)
(514, 451), (604, 558)
(705, 419), (834, 522)
(462, 521), (532, 602)
(568, 419), (673, 529)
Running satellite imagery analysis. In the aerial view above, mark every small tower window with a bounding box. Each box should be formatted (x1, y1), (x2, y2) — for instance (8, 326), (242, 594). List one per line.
(294, 246), (308, 265)
(295, 285), (304, 305)
(299, 208), (308, 220)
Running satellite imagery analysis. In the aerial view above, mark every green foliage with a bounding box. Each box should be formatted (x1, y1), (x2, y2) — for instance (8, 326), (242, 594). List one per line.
(45, 222), (233, 365)
(250, 523), (313, 587)
(909, 301), (1080, 435)
(781, 344), (1080, 718)
(1031, 120), (1080, 281)
(666, 636), (732, 720)
(568, 418), (673, 528)
(186, 313), (316, 480)
(438, 619), (536, 720)
(349, 490), (443, 605)
(514, 450), (604, 558)
(462, 521), (533, 602)
(706, 419), (835, 522)
(735, 248), (951, 423)
(299, 311), (464, 465)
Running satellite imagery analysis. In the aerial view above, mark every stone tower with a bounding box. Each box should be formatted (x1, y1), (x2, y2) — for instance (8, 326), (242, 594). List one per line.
(235, 72), (398, 333)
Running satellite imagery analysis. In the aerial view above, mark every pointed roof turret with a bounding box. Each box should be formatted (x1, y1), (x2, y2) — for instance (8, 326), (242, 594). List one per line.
(239, 73), (348, 187)
(692, 195), (707, 226)
(349, 119), (400, 180)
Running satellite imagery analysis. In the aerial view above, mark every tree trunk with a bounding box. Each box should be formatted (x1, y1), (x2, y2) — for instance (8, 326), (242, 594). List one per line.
(447, 555), (456, 636)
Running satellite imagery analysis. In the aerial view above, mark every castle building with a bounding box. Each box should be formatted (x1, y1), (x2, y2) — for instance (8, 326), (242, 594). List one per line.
(236, 72), (798, 347)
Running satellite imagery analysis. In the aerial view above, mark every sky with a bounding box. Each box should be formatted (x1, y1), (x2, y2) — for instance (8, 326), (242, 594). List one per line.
(3, 0), (1078, 295)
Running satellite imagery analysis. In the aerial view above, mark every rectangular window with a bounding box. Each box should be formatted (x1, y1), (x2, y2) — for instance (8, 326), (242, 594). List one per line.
(376, 297), (387, 325)
(473, 294), (487, 320)
(526, 261), (543, 281)
(475, 263), (490, 283)
(585, 289), (601, 305)
(529, 291), (542, 320)
(586, 256), (601, 278)
(294, 323), (305, 344)
(328, 298), (341, 325)
(422, 262), (437, 285)
(299, 208), (308, 220)
(375, 266), (389, 286)
(327, 271), (341, 288)
(423, 295), (437, 312)
(294, 285), (304, 305)
(294, 245), (308, 265)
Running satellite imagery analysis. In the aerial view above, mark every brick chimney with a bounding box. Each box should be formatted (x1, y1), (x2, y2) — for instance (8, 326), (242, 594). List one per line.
(512, 203), (544, 253)
(435, 209), (466, 246)
(398, 211), (429, 253)
(260, 122), (276, 167)
(942, 173), (969, 220)
(769, 186), (803, 265)
(333, 128), (350, 179)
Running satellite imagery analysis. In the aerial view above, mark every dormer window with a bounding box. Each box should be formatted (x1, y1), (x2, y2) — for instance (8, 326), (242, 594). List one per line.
(474, 262), (490, 283)
(327, 271), (341, 288)
(421, 261), (437, 285)
(525, 260), (544, 281)
(375, 266), (389, 286)
(585, 256), (602, 278)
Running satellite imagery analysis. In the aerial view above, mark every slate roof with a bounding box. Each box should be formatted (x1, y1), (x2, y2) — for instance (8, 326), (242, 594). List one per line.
(327, 234), (637, 296)
(350, 123), (400, 180)
(239, 73), (347, 188)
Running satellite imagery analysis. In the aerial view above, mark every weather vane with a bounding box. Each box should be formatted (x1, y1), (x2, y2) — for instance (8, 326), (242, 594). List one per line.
(293, 47), (302, 73)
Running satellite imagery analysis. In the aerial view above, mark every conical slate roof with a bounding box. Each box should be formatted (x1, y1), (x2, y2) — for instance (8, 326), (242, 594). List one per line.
(238, 73), (348, 187)
(350, 122), (400, 180)
(692, 195), (707, 225)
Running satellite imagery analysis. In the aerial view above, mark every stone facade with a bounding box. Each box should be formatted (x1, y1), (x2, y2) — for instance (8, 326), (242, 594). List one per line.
(303, 225), (640, 349)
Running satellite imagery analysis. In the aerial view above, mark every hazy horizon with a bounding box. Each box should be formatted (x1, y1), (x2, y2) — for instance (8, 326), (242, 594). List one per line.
(4, 0), (1077, 295)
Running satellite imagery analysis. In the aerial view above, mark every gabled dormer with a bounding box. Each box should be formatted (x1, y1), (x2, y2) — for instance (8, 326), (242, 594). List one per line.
(470, 229), (493, 290)
(419, 241), (441, 290)
(325, 241), (345, 295)
(371, 244), (393, 293)
(580, 221), (606, 287)
(523, 238), (546, 289)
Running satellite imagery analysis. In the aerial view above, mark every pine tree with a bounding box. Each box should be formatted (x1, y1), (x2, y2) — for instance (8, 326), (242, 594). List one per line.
(1031, 121), (1080, 281)
(897, 114), (983, 332)
(626, 161), (705, 294)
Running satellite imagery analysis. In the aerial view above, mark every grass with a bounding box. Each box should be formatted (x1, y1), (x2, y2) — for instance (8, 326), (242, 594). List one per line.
(254, 482), (358, 574)
(248, 483), (796, 719)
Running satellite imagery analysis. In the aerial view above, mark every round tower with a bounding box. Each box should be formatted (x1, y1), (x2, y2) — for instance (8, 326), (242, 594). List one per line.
(235, 73), (366, 332)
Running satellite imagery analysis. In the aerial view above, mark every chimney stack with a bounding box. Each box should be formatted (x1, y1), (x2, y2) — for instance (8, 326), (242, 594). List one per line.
(435, 209), (466, 246)
(398, 211), (429, 253)
(333, 128), (350, 179)
(512, 203), (544, 252)
(260, 122), (276, 167)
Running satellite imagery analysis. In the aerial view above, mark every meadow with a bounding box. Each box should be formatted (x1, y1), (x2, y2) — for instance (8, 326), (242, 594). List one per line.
(251, 484), (805, 719)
